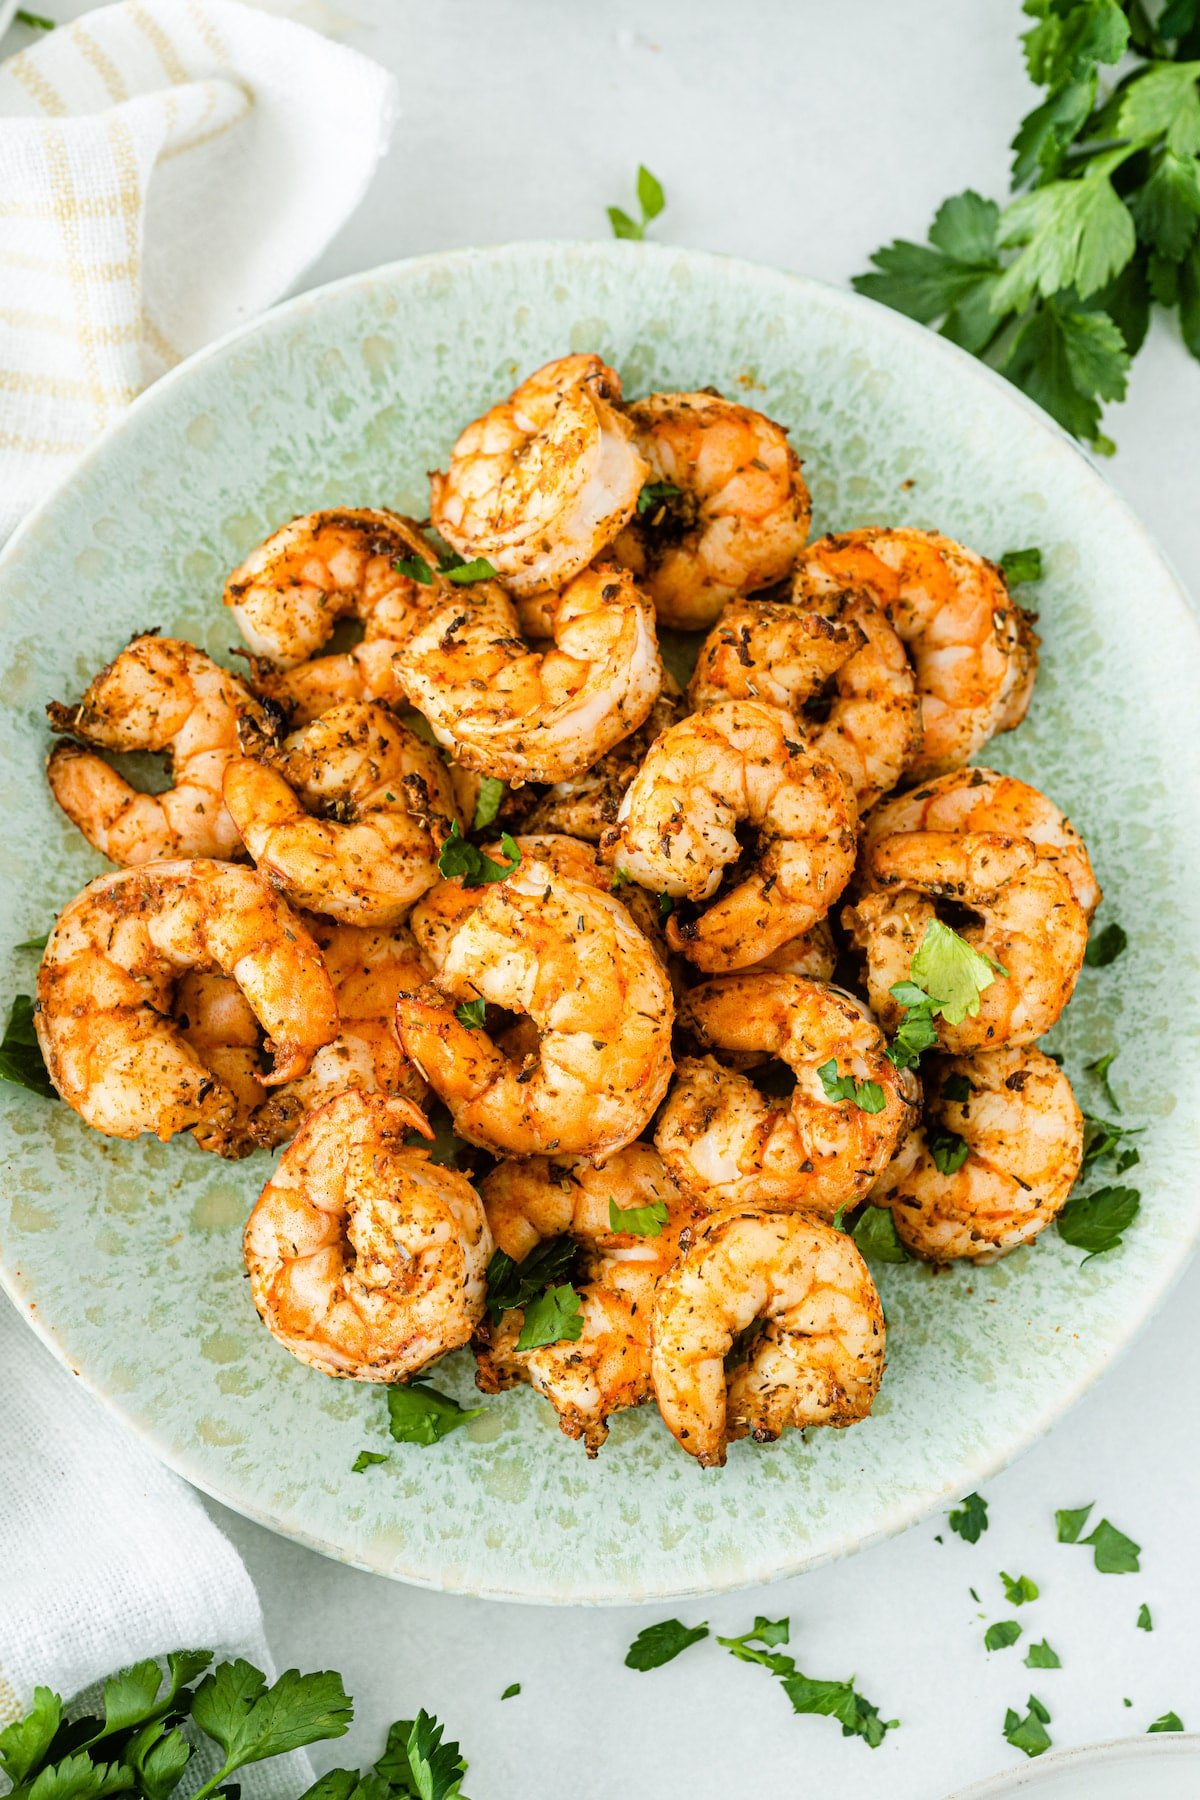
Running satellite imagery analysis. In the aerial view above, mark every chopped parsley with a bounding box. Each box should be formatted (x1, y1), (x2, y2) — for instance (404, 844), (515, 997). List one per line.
(717, 1618), (897, 1749)
(851, 1205), (909, 1263)
(1056, 1504), (1141, 1572)
(1024, 1640), (1061, 1670)
(608, 164), (667, 241)
(1085, 921), (1127, 967)
(393, 553), (434, 585)
(985, 1620), (1022, 1651)
(1148, 1711), (1184, 1733)
(1085, 1048), (1120, 1109)
(817, 1058), (887, 1113)
(1001, 1572), (1039, 1606)
(500, 1683), (521, 1701)
(1082, 1112), (1142, 1170)
(471, 777), (506, 833)
(999, 546), (1043, 584)
(886, 921), (1004, 1068)
(437, 822), (521, 887)
(930, 1129), (970, 1175)
(0, 995), (56, 1098)
(657, 892), (674, 919)
(942, 1073), (972, 1103)
(1056, 1183), (1140, 1258)
(949, 1492), (989, 1543)
(485, 1238), (576, 1324)
(717, 1617), (792, 1663)
(625, 1618), (709, 1671)
(636, 480), (682, 516)
(455, 998), (487, 1029)
(1003, 1694), (1052, 1759)
(1137, 1602), (1153, 1631)
(443, 556), (498, 585)
(386, 1381), (483, 1447)
(351, 1450), (389, 1473)
(515, 1283), (584, 1351)
(16, 10), (56, 27)
(609, 1195), (669, 1237)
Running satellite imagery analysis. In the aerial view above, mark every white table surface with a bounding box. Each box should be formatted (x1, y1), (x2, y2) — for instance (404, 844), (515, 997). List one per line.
(10, 2), (1200, 1795)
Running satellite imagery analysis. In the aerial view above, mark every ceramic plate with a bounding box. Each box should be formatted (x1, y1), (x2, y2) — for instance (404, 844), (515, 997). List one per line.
(1, 243), (1198, 1604)
(949, 1734), (1200, 1799)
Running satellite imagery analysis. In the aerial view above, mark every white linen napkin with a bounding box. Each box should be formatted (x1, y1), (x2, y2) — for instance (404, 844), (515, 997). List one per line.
(0, 0), (397, 543)
(0, 1295), (315, 1794)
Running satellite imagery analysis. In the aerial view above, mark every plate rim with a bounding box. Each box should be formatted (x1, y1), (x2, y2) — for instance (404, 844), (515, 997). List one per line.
(947, 1732), (1200, 1799)
(2, 238), (1199, 1604)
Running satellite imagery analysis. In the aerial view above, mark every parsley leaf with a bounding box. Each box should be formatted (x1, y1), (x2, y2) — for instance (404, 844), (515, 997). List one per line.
(386, 1383), (483, 1447)
(1082, 1517), (1141, 1573)
(817, 1058), (886, 1113)
(500, 1684), (520, 1701)
(949, 1492), (989, 1543)
(0, 1687), (62, 1783)
(394, 554), (434, 585)
(1001, 1572), (1039, 1605)
(636, 480), (682, 516)
(1056, 1502), (1094, 1543)
(1085, 1048), (1120, 1109)
(471, 777), (506, 833)
(1003, 1694), (1053, 1759)
(1137, 1602), (1153, 1630)
(609, 164), (666, 240)
(0, 994), (56, 1098)
(485, 1238), (576, 1323)
(851, 1205), (909, 1263)
(1025, 1639), (1061, 1669)
(985, 1620), (1023, 1651)
(1000, 546), (1043, 583)
(16, 10), (57, 27)
(930, 1129), (971, 1175)
(910, 920), (1006, 1025)
(716, 1617), (791, 1662)
(189, 1662), (352, 1795)
(436, 823), (520, 887)
(1056, 1183), (1140, 1257)
(454, 999), (487, 1029)
(1148, 1711), (1185, 1733)
(1085, 920), (1127, 966)
(780, 1673), (898, 1749)
(515, 1283), (583, 1351)
(1000, 296), (1130, 442)
(1082, 1112), (1142, 1167)
(625, 1619), (709, 1670)
(351, 1450), (389, 1473)
(609, 1195), (669, 1237)
(400, 1709), (469, 1800)
(994, 167), (1137, 311)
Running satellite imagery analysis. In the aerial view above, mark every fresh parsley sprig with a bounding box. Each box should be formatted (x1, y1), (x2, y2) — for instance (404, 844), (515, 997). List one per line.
(856, 4), (1200, 447)
(608, 165), (667, 240)
(436, 823), (521, 888)
(0, 994), (56, 1099)
(817, 1058), (887, 1114)
(885, 921), (1004, 1070)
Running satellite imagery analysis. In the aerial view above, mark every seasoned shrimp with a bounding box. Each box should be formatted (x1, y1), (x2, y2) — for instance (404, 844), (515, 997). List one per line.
(244, 1091), (491, 1380)
(862, 768), (1101, 918)
(871, 1047), (1084, 1261)
(223, 702), (457, 926)
(429, 353), (647, 596)
(394, 563), (662, 785)
(252, 921), (429, 1146)
(174, 970), (267, 1157)
(519, 684), (684, 843)
(755, 918), (837, 980)
(474, 1146), (700, 1452)
(651, 1208), (885, 1466)
(793, 528), (1038, 777)
(395, 857), (674, 1161)
(845, 834), (1088, 1050)
(601, 699), (857, 972)
(36, 860), (338, 1144)
(226, 510), (441, 719)
(46, 635), (266, 865)
(612, 391), (812, 629)
(656, 973), (918, 1214)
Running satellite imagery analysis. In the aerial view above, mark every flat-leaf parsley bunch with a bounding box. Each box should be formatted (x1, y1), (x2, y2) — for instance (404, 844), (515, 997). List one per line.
(856, 1), (1200, 446)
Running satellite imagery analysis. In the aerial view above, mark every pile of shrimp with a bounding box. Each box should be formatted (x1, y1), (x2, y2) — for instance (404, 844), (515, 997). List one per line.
(31, 351), (1099, 1467)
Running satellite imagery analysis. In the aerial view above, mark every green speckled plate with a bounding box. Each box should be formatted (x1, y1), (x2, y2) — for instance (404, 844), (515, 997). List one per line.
(2, 243), (1198, 1604)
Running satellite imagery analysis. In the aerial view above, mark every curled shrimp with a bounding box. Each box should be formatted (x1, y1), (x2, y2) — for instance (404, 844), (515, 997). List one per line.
(862, 767), (1101, 918)
(793, 528), (1038, 777)
(474, 1146), (699, 1453)
(429, 354), (648, 596)
(754, 918), (837, 980)
(519, 684), (684, 844)
(395, 563), (662, 785)
(244, 1090), (492, 1380)
(651, 1208), (885, 1467)
(36, 859), (338, 1145)
(601, 699), (857, 973)
(174, 970), (269, 1158)
(222, 701), (457, 927)
(46, 635), (266, 865)
(844, 832), (1088, 1050)
(870, 1047), (1084, 1261)
(226, 510), (441, 720)
(655, 973), (918, 1214)
(612, 390), (812, 629)
(394, 857), (674, 1161)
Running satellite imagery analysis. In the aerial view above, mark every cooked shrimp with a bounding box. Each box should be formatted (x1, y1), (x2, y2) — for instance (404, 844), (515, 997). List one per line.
(612, 391), (812, 629)
(252, 921), (429, 1146)
(394, 563), (662, 785)
(474, 1146), (700, 1452)
(870, 1047), (1084, 1261)
(844, 834), (1088, 1050)
(429, 354), (647, 596)
(394, 857), (674, 1161)
(793, 528), (1038, 777)
(656, 973), (918, 1214)
(601, 699), (857, 972)
(862, 767), (1101, 918)
(520, 684), (684, 843)
(410, 832), (666, 973)
(651, 1208), (885, 1466)
(46, 635), (266, 865)
(36, 860), (338, 1144)
(244, 1090), (491, 1380)
(174, 971), (267, 1158)
(223, 702), (457, 926)
(225, 510), (441, 718)
(754, 918), (837, 980)
(688, 598), (865, 713)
